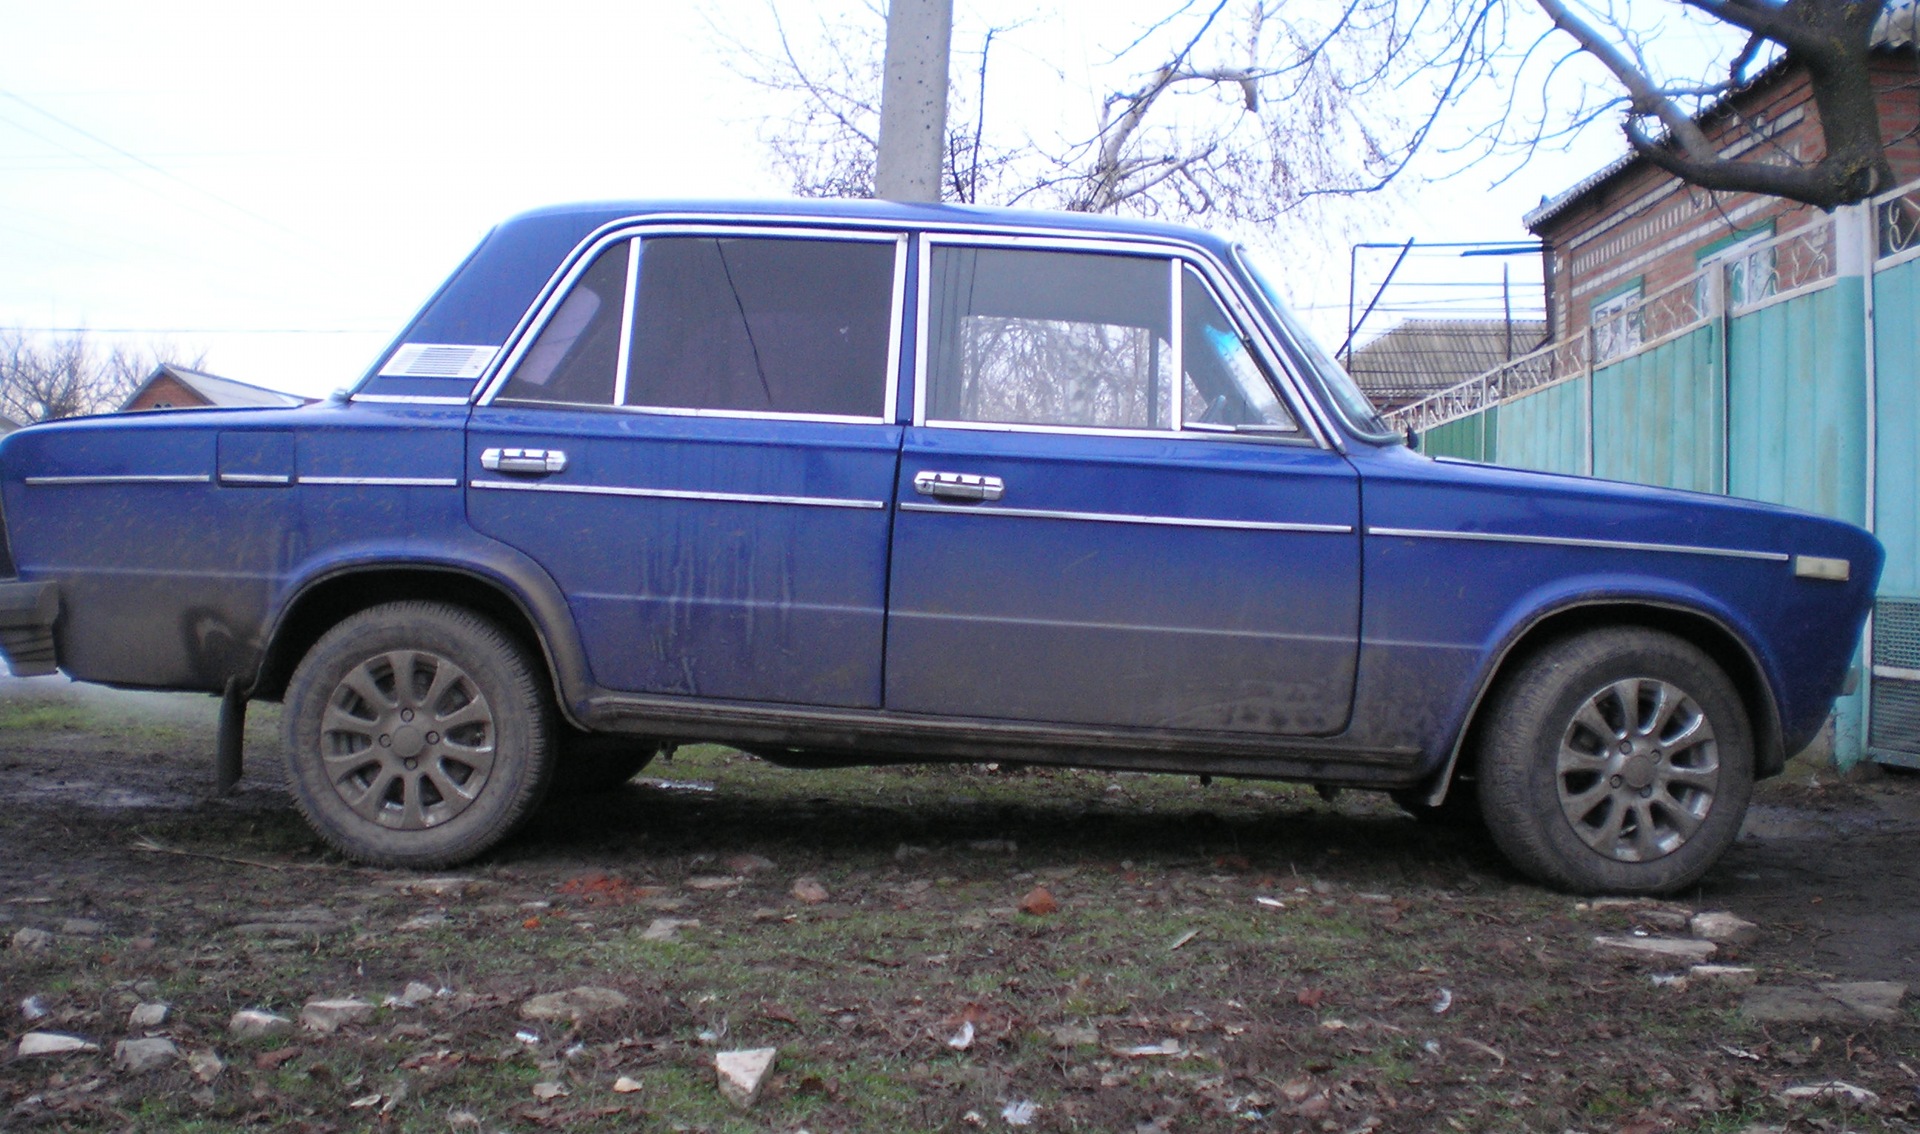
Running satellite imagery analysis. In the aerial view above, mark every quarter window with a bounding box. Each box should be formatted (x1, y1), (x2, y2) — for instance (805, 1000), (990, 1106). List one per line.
(497, 241), (629, 405)
(1182, 268), (1295, 431)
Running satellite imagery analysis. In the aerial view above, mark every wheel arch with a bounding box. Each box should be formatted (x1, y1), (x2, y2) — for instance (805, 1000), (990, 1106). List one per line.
(252, 562), (589, 729)
(1422, 599), (1785, 806)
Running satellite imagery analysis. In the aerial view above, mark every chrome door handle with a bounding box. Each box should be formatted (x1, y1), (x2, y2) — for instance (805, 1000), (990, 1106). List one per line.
(913, 470), (1004, 501)
(481, 447), (568, 475)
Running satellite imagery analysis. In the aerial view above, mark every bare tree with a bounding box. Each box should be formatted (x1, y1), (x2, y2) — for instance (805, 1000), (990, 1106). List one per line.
(721, 0), (1915, 218)
(0, 330), (202, 424)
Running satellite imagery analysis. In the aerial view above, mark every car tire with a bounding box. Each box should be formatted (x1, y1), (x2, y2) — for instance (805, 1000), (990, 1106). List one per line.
(550, 729), (659, 796)
(1477, 628), (1753, 895)
(283, 601), (555, 868)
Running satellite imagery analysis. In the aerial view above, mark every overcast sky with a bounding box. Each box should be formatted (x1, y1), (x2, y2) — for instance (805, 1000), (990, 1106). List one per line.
(0, 1), (1633, 397)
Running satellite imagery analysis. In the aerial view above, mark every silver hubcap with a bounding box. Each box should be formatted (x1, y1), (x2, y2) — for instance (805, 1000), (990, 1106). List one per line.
(320, 649), (496, 830)
(1556, 677), (1719, 862)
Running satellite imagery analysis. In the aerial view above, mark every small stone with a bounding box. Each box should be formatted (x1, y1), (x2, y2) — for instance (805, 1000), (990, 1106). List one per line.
(687, 875), (744, 891)
(1592, 935), (1717, 962)
(128, 1002), (170, 1028)
(715, 1046), (777, 1108)
(1740, 983), (1906, 1025)
(11, 927), (54, 951)
(392, 876), (480, 897)
(531, 1081), (568, 1100)
(1690, 911), (1759, 945)
(1779, 1080), (1879, 1106)
(60, 918), (105, 937)
(18, 1032), (99, 1056)
(398, 981), (437, 1006)
(1690, 964), (1759, 987)
(1051, 1023), (1099, 1047)
(300, 998), (374, 1034)
(113, 1037), (182, 1073)
(229, 1009), (293, 1038)
(397, 914), (448, 932)
(1818, 980), (1907, 1021)
(518, 986), (632, 1023)
(613, 1075), (643, 1093)
(1638, 909), (1693, 931)
(641, 918), (700, 942)
(790, 878), (829, 904)
(188, 1050), (224, 1082)
(724, 853), (775, 874)
(21, 994), (50, 1020)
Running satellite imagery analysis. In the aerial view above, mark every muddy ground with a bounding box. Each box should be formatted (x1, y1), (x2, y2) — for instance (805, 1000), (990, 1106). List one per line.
(1, 677), (1916, 1133)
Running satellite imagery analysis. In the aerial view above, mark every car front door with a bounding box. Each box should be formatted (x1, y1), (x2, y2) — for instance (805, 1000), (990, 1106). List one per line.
(884, 240), (1361, 735)
(467, 226), (907, 708)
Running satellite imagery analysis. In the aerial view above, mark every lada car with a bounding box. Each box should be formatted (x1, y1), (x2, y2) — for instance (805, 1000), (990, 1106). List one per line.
(0, 200), (1881, 893)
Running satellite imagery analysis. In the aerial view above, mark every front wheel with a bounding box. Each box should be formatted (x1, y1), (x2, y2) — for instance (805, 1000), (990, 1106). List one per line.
(283, 601), (555, 868)
(1478, 628), (1753, 895)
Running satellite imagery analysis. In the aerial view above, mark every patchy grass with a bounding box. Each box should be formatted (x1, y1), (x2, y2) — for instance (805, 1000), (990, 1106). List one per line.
(1, 686), (1917, 1132)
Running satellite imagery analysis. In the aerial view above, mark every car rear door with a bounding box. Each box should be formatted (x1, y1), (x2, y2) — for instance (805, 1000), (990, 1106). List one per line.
(884, 238), (1361, 735)
(467, 226), (907, 708)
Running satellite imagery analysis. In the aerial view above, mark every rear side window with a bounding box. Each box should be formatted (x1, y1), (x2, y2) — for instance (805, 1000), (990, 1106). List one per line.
(497, 233), (897, 418)
(925, 247), (1174, 429)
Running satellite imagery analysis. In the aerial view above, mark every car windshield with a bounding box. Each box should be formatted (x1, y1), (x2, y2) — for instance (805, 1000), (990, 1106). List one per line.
(1234, 246), (1399, 442)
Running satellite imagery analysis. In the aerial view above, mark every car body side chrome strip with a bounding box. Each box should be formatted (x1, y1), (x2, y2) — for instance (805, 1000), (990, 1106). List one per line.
(298, 476), (461, 487)
(1367, 526), (1791, 562)
(24, 474), (211, 486)
(471, 479), (887, 510)
(218, 473), (292, 485)
(900, 501), (1351, 534)
(348, 394), (474, 405)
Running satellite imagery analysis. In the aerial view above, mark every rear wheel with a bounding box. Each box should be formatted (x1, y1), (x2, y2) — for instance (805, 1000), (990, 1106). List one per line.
(1478, 628), (1752, 895)
(283, 601), (555, 867)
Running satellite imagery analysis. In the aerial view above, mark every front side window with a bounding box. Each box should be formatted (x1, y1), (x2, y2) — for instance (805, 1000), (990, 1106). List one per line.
(926, 246), (1175, 429)
(497, 232), (896, 418)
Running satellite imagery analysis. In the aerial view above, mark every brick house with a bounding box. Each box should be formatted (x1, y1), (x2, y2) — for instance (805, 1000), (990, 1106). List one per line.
(1525, 14), (1920, 351)
(120, 364), (312, 413)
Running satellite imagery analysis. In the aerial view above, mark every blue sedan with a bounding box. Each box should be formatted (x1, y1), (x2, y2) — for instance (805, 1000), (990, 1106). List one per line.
(0, 200), (1880, 893)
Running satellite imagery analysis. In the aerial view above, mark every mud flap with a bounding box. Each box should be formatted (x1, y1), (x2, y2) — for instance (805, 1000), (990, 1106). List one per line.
(216, 676), (248, 794)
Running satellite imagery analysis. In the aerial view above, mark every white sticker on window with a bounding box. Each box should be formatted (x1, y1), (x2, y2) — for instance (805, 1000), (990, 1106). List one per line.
(378, 343), (499, 379)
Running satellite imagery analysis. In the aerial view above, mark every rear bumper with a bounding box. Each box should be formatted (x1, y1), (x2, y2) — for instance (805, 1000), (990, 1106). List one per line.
(0, 580), (59, 676)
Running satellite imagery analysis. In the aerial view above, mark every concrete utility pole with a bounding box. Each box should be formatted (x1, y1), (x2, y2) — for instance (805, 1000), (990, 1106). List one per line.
(875, 0), (954, 202)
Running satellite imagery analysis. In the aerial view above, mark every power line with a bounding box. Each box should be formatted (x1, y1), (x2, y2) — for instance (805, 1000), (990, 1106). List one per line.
(0, 89), (314, 248)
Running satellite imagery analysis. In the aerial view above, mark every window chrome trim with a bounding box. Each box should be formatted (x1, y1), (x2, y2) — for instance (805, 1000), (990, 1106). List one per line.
(1367, 526), (1790, 562)
(218, 473), (292, 485)
(470, 479), (886, 510)
(910, 233), (1326, 447)
(901, 501), (1352, 534)
(24, 474), (210, 486)
(611, 236), (641, 407)
(348, 394), (472, 405)
(476, 224), (907, 424)
(298, 476), (461, 487)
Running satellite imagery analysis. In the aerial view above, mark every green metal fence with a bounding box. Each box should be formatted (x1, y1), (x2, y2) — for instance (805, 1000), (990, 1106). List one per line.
(1395, 196), (1920, 769)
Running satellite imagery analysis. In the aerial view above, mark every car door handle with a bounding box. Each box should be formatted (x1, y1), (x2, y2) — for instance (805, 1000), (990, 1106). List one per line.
(913, 470), (1004, 501)
(481, 447), (568, 475)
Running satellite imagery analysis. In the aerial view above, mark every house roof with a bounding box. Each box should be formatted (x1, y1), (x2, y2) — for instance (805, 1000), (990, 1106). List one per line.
(123, 364), (310, 411)
(1523, 0), (1918, 232)
(1346, 318), (1548, 404)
